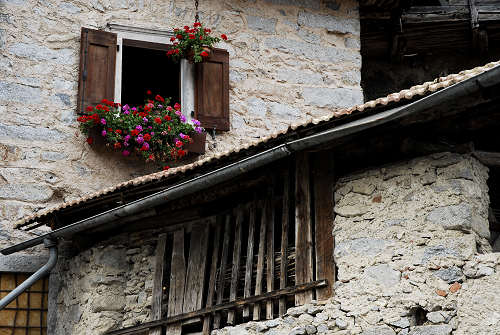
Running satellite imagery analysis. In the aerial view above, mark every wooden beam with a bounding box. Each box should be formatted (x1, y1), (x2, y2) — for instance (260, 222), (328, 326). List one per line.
(213, 215), (231, 329)
(265, 193), (275, 319)
(202, 223), (221, 335)
(183, 224), (209, 312)
(105, 280), (328, 335)
(228, 208), (243, 325)
(473, 151), (500, 166)
(312, 152), (336, 301)
(295, 152), (314, 305)
(279, 170), (290, 316)
(167, 229), (186, 335)
(149, 233), (167, 335)
(243, 202), (256, 319)
(253, 201), (267, 321)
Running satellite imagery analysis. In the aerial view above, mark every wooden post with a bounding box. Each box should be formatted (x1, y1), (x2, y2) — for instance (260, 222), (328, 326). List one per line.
(203, 223), (221, 334)
(265, 194), (275, 319)
(295, 152), (314, 305)
(243, 202), (256, 319)
(214, 215), (231, 329)
(279, 170), (290, 316)
(167, 229), (186, 335)
(228, 209), (243, 325)
(312, 152), (335, 300)
(253, 202), (267, 320)
(149, 234), (167, 335)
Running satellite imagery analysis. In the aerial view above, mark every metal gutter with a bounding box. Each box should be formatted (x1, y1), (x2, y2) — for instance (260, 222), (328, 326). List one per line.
(2, 64), (499, 256)
(0, 239), (57, 310)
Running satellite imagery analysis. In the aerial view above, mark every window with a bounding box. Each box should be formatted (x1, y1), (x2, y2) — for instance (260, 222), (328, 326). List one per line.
(0, 273), (49, 335)
(77, 26), (230, 131)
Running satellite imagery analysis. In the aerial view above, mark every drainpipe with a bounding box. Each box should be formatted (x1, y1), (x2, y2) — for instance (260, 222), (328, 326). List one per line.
(0, 238), (57, 310)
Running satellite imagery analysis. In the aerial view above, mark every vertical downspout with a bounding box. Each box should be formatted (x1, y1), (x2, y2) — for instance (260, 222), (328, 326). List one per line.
(0, 239), (58, 310)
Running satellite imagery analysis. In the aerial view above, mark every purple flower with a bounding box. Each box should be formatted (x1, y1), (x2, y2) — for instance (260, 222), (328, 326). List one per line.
(136, 136), (144, 144)
(175, 110), (182, 116)
(101, 130), (107, 136)
(136, 125), (143, 132)
(179, 133), (186, 139)
(100, 118), (106, 125)
(158, 104), (163, 109)
(123, 110), (130, 115)
(180, 115), (186, 123)
(123, 104), (130, 111)
(142, 142), (150, 150)
(148, 126), (152, 129)
(124, 135), (131, 141)
(151, 132), (155, 136)
(123, 141), (129, 147)
(122, 150), (130, 156)
(131, 107), (137, 111)
(195, 126), (202, 133)
(143, 117), (148, 123)
(192, 119), (201, 126)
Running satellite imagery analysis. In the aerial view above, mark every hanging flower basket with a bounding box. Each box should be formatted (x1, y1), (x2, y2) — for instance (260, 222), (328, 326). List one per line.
(167, 22), (228, 63)
(78, 92), (205, 169)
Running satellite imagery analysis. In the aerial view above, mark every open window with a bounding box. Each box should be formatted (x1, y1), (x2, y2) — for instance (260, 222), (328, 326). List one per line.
(77, 26), (230, 131)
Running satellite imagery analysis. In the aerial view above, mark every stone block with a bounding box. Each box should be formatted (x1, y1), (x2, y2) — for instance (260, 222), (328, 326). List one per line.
(408, 325), (452, 335)
(263, 0), (319, 9)
(264, 37), (361, 65)
(334, 238), (389, 258)
(303, 87), (363, 109)
(0, 123), (65, 142)
(55, 93), (71, 106)
(334, 204), (368, 217)
(0, 254), (49, 272)
(8, 43), (74, 65)
(422, 245), (460, 263)
(0, 184), (53, 201)
(246, 15), (277, 33)
(276, 69), (323, 85)
(247, 98), (267, 118)
(433, 266), (464, 283)
(58, 2), (81, 13)
(426, 203), (472, 231)
(0, 81), (42, 103)
(426, 311), (446, 324)
(364, 264), (401, 287)
(361, 325), (396, 335)
(268, 102), (301, 119)
(341, 70), (361, 86)
(298, 11), (360, 34)
(345, 36), (361, 49)
(41, 151), (68, 161)
(289, 326), (307, 335)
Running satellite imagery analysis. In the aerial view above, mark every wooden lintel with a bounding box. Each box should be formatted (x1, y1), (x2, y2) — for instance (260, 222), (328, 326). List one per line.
(473, 151), (500, 166)
(105, 280), (328, 335)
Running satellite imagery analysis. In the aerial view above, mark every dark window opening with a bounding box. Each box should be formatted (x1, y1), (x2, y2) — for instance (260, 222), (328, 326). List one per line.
(121, 41), (180, 108)
(488, 167), (500, 250)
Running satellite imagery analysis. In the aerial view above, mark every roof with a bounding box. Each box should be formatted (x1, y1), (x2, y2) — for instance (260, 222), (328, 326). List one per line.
(15, 60), (500, 230)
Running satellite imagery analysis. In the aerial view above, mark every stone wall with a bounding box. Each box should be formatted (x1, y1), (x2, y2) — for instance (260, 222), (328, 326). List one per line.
(0, 0), (362, 249)
(213, 152), (500, 335)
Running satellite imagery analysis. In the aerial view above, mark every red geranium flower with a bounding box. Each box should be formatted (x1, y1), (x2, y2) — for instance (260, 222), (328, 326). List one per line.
(86, 137), (93, 145)
(184, 25), (190, 30)
(86, 106), (93, 112)
(170, 37), (175, 42)
(131, 129), (139, 136)
(221, 34), (228, 40)
(114, 142), (121, 149)
(155, 117), (162, 124)
(163, 115), (171, 121)
(163, 165), (170, 171)
(204, 28), (211, 33)
(200, 51), (209, 57)
(143, 134), (151, 141)
(155, 94), (164, 102)
(178, 149), (186, 157)
(176, 34), (183, 40)
(146, 90), (152, 95)
(174, 103), (181, 110)
(188, 34), (195, 39)
(194, 22), (201, 27)
(115, 129), (122, 134)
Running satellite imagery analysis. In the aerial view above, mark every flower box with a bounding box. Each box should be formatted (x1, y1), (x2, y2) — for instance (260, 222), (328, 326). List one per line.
(185, 131), (206, 154)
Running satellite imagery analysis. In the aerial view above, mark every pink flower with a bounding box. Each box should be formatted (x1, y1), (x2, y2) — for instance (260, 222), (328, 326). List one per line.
(122, 150), (130, 156)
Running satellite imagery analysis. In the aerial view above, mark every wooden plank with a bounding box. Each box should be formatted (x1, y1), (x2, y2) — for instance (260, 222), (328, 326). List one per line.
(184, 224), (209, 312)
(213, 215), (231, 329)
(473, 151), (500, 166)
(167, 229), (186, 335)
(265, 194), (275, 319)
(203, 222), (221, 335)
(149, 234), (168, 335)
(227, 209), (244, 325)
(105, 280), (328, 335)
(312, 152), (335, 301)
(279, 170), (290, 316)
(295, 152), (314, 305)
(253, 202), (267, 321)
(243, 202), (256, 319)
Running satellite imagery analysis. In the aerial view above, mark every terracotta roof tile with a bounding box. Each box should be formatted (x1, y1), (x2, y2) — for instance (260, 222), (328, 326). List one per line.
(15, 60), (500, 229)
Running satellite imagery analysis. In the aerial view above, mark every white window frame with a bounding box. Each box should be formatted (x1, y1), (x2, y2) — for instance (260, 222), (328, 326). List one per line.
(107, 23), (195, 123)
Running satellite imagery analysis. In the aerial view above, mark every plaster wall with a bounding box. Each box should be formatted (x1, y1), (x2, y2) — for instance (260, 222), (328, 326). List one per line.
(51, 152), (500, 335)
(0, 0), (362, 248)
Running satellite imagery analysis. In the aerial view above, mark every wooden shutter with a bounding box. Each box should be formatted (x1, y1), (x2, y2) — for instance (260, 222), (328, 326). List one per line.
(195, 48), (230, 131)
(77, 28), (117, 114)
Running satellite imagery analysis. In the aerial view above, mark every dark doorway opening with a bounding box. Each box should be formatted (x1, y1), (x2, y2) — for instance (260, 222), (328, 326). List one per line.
(121, 40), (180, 108)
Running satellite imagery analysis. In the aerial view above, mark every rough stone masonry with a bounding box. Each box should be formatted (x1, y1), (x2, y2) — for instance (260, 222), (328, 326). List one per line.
(0, 0), (362, 252)
(50, 152), (500, 334)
